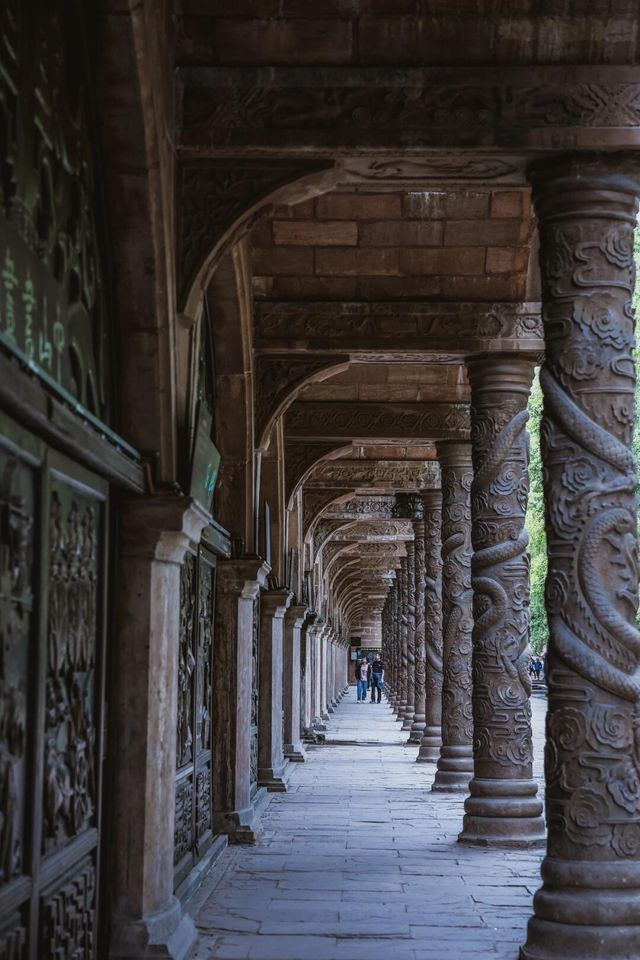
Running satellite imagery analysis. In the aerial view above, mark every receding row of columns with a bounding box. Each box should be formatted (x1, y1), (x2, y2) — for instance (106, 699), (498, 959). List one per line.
(383, 361), (545, 849)
(381, 154), (640, 960)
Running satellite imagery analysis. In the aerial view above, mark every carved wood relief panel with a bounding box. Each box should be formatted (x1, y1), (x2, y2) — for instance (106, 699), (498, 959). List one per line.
(174, 546), (217, 892)
(0, 0), (111, 423)
(0, 414), (108, 960)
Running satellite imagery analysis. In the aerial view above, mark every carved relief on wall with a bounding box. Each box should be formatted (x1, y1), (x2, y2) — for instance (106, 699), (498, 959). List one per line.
(40, 860), (95, 960)
(177, 553), (196, 769)
(174, 777), (193, 868)
(0, 0), (111, 420)
(0, 922), (26, 960)
(250, 597), (260, 789)
(0, 449), (33, 888)
(44, 483), (99, 856)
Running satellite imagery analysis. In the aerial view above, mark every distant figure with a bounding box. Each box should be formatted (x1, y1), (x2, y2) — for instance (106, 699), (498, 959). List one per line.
(370, 654), (385, 703)
(534, 658), (543, 681)
(355, 653), (370, 703)
(528, 658), (536, 679)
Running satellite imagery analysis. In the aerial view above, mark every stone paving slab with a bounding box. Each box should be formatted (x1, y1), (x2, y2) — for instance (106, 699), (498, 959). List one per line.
(191, 692), (547, 960)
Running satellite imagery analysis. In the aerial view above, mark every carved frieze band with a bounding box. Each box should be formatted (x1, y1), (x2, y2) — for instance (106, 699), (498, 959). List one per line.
(256, 301), (542, 353)
(286, 402), (470, 440)
(179, 66), (640, 151)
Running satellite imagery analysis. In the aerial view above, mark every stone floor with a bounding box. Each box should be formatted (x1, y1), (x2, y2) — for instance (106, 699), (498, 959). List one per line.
(191, 692), (547, 960)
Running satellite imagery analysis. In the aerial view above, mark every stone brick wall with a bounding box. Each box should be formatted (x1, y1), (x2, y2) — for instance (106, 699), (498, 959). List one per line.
(252, 189), (534, 301)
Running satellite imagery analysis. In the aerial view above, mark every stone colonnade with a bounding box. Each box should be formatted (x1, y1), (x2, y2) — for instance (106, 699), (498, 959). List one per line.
(381, 154), (640, 960)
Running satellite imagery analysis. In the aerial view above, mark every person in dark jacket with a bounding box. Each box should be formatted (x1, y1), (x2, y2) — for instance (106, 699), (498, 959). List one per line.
(355, 653), (370, 703)
(369, 654), (385, 703)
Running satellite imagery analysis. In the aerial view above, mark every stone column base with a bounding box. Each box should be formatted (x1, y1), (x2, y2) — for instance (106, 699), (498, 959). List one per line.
(214, 791), (268, 845)
(432, 745), (473, 792)
(110, 897), (197, 960)
(459, 778), (545, 847)
(416, 726), (442, 763)
(258, 762), (290, 792)
(284, 740), (305, 762)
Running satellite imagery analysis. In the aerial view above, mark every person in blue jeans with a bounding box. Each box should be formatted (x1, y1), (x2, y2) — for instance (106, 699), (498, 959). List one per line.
(355, 654), (370, 703)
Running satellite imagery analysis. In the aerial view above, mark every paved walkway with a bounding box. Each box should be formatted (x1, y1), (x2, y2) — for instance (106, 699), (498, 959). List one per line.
(191, 692), (547, 960)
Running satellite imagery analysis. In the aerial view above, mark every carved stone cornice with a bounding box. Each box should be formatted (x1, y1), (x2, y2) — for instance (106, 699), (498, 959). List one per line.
(178, 66), (640, 155)
(255, 301), (543, 356)
(286, 401), (470, 442)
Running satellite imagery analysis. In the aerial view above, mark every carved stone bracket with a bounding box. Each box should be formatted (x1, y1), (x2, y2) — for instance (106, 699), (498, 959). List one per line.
(177, 159), (335, 310)
(255, 354), (350, 449)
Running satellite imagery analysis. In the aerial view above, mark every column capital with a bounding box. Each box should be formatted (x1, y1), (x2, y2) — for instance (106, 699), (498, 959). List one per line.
(119, 495), (212, 564)
(528, 150), (640, 222)
(217, 557), (270, 599)
(465, 353), (536, 394)
(260, 588), (293, 619)
(436, 440), (472, 468)
(285, 603), (308, 628)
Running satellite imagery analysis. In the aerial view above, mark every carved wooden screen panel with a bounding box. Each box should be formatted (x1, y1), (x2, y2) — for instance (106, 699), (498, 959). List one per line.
(0, 413), (108, 960)
(174, 545), (216, 892)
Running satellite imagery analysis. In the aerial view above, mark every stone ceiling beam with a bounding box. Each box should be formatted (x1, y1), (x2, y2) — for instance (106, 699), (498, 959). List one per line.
(178, 66), (640, 156)
(255, 301), (542, 356)
(286, 401), (470, 443)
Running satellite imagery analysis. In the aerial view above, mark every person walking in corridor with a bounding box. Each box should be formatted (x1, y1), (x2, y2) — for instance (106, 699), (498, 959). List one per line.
(370, 654), (385, 703)
(355, 653), (370, 703)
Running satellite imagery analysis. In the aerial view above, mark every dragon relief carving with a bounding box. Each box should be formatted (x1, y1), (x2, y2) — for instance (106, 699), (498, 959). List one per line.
(467, 359), (538, 787)
(529, 160), (640, 865)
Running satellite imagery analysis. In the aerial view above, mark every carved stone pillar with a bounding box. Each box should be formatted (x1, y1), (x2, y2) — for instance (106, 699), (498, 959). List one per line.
(391, 577), (401, 709)
(396, 556), (409, 720)
(109, 498), (209, 959)
(459, 355), (545, 847)
(409, 498), (427, 743)
(283, 603), (307, 763)
(520, 155), (640, 959)
(402, 540), (416, 730)
(211, 556), (269, 841)
(432, 442), (474, 792)
(417, 490), (444, 763)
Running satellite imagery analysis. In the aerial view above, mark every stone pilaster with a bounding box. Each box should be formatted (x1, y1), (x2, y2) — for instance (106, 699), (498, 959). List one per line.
(211, 556), (270, 841)
(300, 611), (319, 739)
(432, 442), (474, 792)
(521, 154), (640, 959)
(283, 603), (307, 763)
(109, 497), (210, 960)
(417, 490), (444, 763)
(460, 355), (545, 847)
(258, 589), (292, 792)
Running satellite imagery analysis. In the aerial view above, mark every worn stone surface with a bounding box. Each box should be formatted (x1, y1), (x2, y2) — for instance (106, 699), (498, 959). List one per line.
(191, 694), (546, 960)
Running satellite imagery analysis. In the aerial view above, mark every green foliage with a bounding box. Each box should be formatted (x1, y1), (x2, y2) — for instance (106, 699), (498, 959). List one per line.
(526, 370), (547, 655)
(526, 215), (640, 653)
